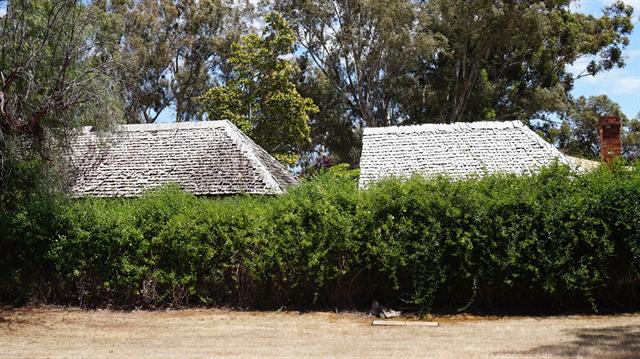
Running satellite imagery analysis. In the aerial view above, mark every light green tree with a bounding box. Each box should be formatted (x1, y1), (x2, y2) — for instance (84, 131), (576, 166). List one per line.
(200, 12), (318, 165)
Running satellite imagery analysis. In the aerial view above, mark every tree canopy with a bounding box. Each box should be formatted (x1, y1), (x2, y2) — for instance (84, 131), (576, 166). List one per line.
(110, 0), (245, 123)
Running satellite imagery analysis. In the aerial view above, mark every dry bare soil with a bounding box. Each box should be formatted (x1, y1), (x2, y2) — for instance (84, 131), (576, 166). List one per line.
(1, 307), (639, 358)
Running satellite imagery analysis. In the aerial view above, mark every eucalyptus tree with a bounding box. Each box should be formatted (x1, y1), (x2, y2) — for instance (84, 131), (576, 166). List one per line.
(295, 64), (362, 167)
(624, 113), (640, 161)
(281, 0), (633, 126)
(546, 95), (639, 161)
(274, 0), (432, 128)
(116, 0), (250, 123)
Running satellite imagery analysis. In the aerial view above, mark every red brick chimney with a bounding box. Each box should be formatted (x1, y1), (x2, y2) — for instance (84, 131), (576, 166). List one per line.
(599, 115), (621, 163)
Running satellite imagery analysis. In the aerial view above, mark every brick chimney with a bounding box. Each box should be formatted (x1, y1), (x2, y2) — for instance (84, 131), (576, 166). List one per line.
(599, 115), (621, 163)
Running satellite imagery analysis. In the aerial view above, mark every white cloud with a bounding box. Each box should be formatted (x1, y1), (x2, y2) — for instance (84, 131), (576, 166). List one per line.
(626, 49), (640, 61)
(574, 65), (640, 96)
(566, 56), (595, 77)
(623, 0), (640, 11)
(614, 75), (640, 93)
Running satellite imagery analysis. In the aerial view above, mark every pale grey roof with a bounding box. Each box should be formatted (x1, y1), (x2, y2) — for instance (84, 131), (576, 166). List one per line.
(567, 156), (600, 171)
(69, 121), (297, 197)
(359, 120), (574, 187)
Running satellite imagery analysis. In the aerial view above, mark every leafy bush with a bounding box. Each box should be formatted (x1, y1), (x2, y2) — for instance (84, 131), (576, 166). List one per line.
(1, 163), (639, 312)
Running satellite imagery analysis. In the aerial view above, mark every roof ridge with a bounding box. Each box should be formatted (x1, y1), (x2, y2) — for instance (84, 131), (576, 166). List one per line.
(363, 120), (524, 135)
(83, 121), (230, 133)
(220, 121), (292, 194)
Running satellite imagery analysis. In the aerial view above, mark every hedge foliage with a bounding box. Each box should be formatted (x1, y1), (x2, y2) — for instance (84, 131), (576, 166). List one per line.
(2, 163), (640, 312)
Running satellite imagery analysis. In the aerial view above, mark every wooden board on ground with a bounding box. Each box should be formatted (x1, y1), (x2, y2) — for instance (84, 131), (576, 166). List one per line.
(372, 320), (438, 327)
(405, 321), (439, 327)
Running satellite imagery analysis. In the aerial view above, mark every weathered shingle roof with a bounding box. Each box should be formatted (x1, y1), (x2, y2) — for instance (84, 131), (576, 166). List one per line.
(69, 120), (297, 197)
(359, 120), (573, 187)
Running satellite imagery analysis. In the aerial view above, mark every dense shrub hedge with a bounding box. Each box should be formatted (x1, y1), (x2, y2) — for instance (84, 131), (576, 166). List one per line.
(2, 163), (640, 312)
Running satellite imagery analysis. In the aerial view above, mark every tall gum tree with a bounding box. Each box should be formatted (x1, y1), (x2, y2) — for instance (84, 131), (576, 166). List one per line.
(274, 0), (433, 128)
(114, 0), (248, 123)
(417, 0), (635, 124)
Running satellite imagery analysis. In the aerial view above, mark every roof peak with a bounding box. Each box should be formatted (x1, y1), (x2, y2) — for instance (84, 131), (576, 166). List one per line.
(363, 120), (525, 135)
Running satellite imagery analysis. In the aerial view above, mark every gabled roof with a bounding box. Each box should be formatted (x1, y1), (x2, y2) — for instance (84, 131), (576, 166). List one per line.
(69, 120), (297, 197)
(359, 120), (574, 187)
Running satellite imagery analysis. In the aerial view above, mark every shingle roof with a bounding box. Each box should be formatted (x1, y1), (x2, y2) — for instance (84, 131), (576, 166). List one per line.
(359, 120), (574, 187)
(69, 120), (297, 197)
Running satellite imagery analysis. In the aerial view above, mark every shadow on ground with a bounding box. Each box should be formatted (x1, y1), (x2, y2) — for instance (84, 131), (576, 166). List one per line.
(500, 325), (640, 358)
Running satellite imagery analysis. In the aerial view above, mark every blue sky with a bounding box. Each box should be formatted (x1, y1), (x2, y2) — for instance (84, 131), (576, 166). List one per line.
(570, 0), (640, 119)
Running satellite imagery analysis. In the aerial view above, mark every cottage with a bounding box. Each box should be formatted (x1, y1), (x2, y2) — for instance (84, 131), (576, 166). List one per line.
(69, 120), (297, 197)
(359, 120), (584, 188)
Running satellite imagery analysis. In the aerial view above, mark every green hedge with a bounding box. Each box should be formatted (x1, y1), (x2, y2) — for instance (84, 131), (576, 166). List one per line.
(2, 163), (640, 312)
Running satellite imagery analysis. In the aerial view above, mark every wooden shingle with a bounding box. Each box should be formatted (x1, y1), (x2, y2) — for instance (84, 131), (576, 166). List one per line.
(69, 121), (297, 197)
(359, 121), (575, 187)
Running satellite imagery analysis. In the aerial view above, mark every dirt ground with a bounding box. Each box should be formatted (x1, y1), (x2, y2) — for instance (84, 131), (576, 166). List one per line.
(1, 307), (639, 358)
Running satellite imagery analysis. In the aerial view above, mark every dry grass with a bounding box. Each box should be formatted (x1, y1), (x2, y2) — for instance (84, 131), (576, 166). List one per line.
(1, 307), (639, 358)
